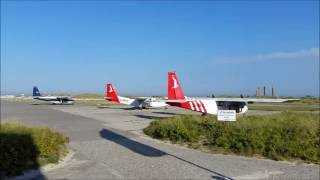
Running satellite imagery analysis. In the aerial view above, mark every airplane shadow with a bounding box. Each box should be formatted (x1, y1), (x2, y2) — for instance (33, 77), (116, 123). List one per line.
(30, 103), (73, 106)
(152, 111), (182, 115)
(97, 106), (138, 110)
(99, 128), (233, 179)
(133, 114), (167, 120)
(212, 175), (232, 180)
(97, 106), (145, 111)
(30, 103), (53, 106)
(30, 103), (43, 105)
(99, 129), (165, 157)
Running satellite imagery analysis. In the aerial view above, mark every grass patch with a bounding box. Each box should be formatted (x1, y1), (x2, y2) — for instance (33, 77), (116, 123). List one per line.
(74, 93), (105, 99)
(248, 104), (319, 111)
(0, 123), (69, 177)
(75, 99), (117, 107)
(144, 112), (320, 164)
(290, 97), (320, 104)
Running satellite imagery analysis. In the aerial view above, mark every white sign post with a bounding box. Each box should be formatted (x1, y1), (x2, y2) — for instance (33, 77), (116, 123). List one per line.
(217, 110), (236, 121)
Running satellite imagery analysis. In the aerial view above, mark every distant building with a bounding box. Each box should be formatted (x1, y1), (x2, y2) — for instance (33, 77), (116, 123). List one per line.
(272, 87), (275, 97)
(256, 87), (261, 97)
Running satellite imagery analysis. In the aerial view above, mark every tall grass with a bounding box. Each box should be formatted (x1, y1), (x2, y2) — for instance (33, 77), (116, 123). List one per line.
(144, 112), (320, 164)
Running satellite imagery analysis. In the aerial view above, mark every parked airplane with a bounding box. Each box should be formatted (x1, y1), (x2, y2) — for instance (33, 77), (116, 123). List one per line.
(105, 83), (168, 109)
(166, 72), (297, 115)
(33, 86), (74, 105)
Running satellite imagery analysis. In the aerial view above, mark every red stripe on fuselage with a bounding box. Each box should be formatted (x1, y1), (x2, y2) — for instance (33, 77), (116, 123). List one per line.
(199, 100), (207, 113)
(192, 101), (199, 112)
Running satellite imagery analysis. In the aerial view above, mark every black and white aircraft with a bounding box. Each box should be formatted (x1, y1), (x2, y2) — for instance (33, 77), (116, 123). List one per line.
(33, 86), (74, 105)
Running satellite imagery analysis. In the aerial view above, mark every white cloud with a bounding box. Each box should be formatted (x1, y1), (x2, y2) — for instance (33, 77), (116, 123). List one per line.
(216, 48), (319, 63)
(255, 48), (319, 60)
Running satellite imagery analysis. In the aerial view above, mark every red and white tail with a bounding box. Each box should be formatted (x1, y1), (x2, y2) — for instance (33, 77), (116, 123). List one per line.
(167, 72), (209, 114)
(106, 83), (120, 103)
(168, 72), (185, 100)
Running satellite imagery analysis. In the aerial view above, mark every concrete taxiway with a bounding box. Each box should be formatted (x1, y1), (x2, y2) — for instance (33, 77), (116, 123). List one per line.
(1, 100), (319, 179)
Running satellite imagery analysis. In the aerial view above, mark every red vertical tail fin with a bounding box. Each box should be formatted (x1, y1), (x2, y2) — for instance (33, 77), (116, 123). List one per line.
(106, 83), (120, 103)
(168, 72), (185, 100)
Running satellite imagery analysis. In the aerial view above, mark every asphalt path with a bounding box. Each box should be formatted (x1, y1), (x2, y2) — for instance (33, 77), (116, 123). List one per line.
(1, 100), (319, 179)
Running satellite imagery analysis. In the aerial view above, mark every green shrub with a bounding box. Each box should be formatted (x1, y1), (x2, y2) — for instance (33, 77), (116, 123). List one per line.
(144, 115), (204, 143)
(0, 123), (68, 176)
(144, 112), (320, 164)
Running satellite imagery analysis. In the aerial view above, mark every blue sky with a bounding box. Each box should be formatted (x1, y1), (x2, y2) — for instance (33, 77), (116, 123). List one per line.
(1, 1), (319, 96)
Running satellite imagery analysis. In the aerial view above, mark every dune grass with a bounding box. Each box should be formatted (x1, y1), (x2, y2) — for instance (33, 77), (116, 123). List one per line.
(74, 93), (105, 99)
(0, 123), (69, 176)
(144, 112), (320, 164)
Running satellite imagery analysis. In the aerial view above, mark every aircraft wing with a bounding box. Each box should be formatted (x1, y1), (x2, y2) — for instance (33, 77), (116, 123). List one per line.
(159, 99), (198, 103)
(135, 97), (170, 102)
(56, 96), (74, 101)
(157, 97), (299, 104)
(134, 97), (190, 104)
(163, 99), (188, 103)
(135, 97), (150, 101)
(214, 98), (299, 103)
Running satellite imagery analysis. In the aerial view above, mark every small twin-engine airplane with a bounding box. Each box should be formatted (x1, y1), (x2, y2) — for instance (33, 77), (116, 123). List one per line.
(166, 72), (297, 115)
(105, 83), (168, 109)
(33, 86), (74, 105)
